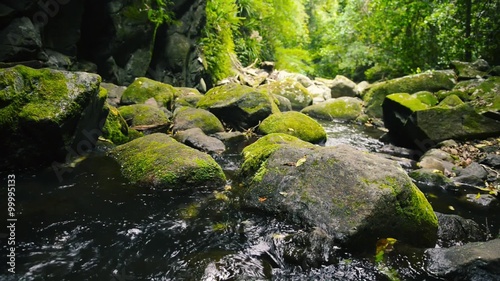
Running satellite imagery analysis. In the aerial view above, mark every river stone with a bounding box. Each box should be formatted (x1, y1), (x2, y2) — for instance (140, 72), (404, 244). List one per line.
(239, 135), (438, 250)
(480, 154), (500, 168)
(173, 87), (204, 109)
(259, 78), (313, 110)
(197, 83), (279, 130)
(102, 104), (130, 145)
(110, 133), (225, 188)
(102, 82), (126, 107)
(330, 75), (358, 98)
(0, 65), (107, 170)
(364, 70), (456, 117)
(408, 169), (456, 190)
(174, 127), (225, 154)
(425, 239), (500, 281)
(172, 107), (224, 134)
(258, 111), (327, 144)
(273, 94), (293, 112)
(118, 104), (170, 127)
(383, 93), (500, 148)
(307, 83), (331, 102)
(120, 77), (178, 108)
(301, 97), (364, 121)
(436, 212), (486, 248)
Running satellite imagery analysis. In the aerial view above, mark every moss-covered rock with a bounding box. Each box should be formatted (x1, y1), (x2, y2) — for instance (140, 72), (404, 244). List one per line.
(273, 94), (293, 112)
(259, 78), (313, 110)
(110, 133), (226, 188)
(413, 91), (439, 106)
(301, 97), (364, 121)
(197, 83), (279, 130)
(437, 94), (464, 108)
(330, 75), (358, 98)
(364, 70), (456, 117)
(409, 168), (456, 189)
(120, 77), (178, 108)
(0, 65), (106, 169)
(383, 93), (500, 148)
(102, 103), (129, 145)
(451, 59), (490, 79)
(172, 107), (224, 134)
(258, 111), (327, 144)
(118, 104), (170, 127)
(173, 87), (204, 109)
(238, 143), (438, 249)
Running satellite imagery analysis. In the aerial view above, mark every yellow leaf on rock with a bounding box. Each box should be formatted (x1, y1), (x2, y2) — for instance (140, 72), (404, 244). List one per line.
(296, 156), (307, 167)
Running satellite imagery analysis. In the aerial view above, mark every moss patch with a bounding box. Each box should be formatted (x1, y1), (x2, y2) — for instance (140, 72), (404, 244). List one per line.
(120, 77), (178, 108)
(258, 111), (327, 144)
(118, 104), (170, 127)
(110, 133), (226, 188)
(301, 97), (364, 121)
(412, 91), (438, 106)
(102, 103), (130, 145)
(173, 107), (224, 134)
(386, 93), (429, 112)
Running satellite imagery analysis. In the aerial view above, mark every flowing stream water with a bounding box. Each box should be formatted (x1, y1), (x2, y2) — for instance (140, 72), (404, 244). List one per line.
(1, 121), (498, 280)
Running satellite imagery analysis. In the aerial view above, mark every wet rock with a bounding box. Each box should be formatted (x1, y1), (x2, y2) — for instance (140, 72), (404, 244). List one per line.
(259, 78), (313, 110)
(463, 194), (499, 208)
(174, 128), (226, 154)
(258, 111), (327, 144)
(330, 75), (358, 98)
(408, 169), (456, 189)
(110, 133), (225, 188)
(172, 107), (224, 134)
(120, 77), (178, 109)
(118, 104), (170, 127)
(364, 70), (456, 117)
(283, 228), (338, 268)
(383, 93), (500, 148)
(239, 135), (438, 249)
(480, 154), (500, 168)
(452, 162), (488, 187)
(301, 97), (364, 122)
(435, 212), (486, 247)
(197, 83), (279, 130)
(0, 65), (106, 170)
(425, 239), (500, 281)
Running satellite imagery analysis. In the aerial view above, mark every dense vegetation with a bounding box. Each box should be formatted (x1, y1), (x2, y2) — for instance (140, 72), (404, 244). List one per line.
(199, 0), (499, 82)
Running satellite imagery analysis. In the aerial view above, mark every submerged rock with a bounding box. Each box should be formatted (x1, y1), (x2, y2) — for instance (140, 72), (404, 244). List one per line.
(425, 239), (500, 281)
(364, 70), (456, 117)
(301, 97), (364, 121)
(197, 83), (279, 130)
(258, 111), (327, 144)
(0, 65), (107, 170)
(110, 133), (225, 188)
(239, 135), (438, 250)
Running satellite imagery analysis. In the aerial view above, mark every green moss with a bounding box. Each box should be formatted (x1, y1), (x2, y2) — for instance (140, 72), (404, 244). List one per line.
(301, 97), (364, 121)
(121, 77), (178, 108)
(118, 104), (170, 126)
(386, 93), (429, 111)
(412, 91), (438, 106)
(436, 94), (464, 108)
(102, 104), (130, 145)
(111, 133), (226, 188)
(259, 78), (312, 110)
(173, 107), (224, 134)
(258, 111), (327, 144)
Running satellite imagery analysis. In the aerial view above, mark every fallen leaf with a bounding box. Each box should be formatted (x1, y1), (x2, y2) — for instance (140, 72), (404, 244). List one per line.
(448, 205), (455, 211)
(279, 191), (288, 197)
(476, 193), (481, 199)
(375, 238), (397, 263)
(296, 156), (307, 167)
(258, 197), (267, 202)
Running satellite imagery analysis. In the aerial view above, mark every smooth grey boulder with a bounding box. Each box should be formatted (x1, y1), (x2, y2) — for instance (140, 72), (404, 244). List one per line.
(174, 128), (226, 154)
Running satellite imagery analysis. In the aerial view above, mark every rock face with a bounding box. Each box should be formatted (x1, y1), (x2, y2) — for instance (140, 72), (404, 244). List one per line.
(0, 0), (207, 87)
(239, 134), (438, 250)
(425, 239), (500, 281)
(259, 78), (313, 110)
(110, 133), (226, 188)
(301, 97), (364, 121)
(363, 70), (456, 117)
(0, 65), (107, 170)
(383, 93), (500, 148)
(197, 83), (279, 130)
(258, 111), (327, 144)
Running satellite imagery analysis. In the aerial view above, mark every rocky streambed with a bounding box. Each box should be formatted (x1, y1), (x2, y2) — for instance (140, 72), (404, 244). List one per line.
(1, 62), (500, 280)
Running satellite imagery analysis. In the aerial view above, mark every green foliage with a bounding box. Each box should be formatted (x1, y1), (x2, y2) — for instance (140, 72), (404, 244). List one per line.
(201, 0), (241, 82)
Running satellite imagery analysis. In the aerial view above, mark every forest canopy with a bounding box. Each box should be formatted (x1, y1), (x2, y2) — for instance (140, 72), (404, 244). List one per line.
(199, 0), (500, 82)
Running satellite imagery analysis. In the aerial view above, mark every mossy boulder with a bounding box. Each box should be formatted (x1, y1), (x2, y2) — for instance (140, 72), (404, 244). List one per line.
(0, 65), (107, 169)
(120, 77), (178, 108)
(102, 104), (130, 145)
(413, 91), (439, 106)
(258, 111), (327, 144)
(118, 104), (170, 127)
(330, 75), (358, 98)
(110, 133), (226, 188)
(172, 107), (224, 134)
(197, 83), (279, 130)
(273, 94), (293, 112)
(383, 93), (500, 148)
(173, 87), (204, 109)
(239, 140), (438, 249)
(301, 97), (364, 121)
(436, 94), (464, 108)
(259, 78), (313, 110)
(364, 70), (456, 117)
(451, 59), (490, 80)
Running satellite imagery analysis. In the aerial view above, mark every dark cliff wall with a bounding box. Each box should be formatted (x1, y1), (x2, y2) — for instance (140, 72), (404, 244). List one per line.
(0, 0), (207, 89)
